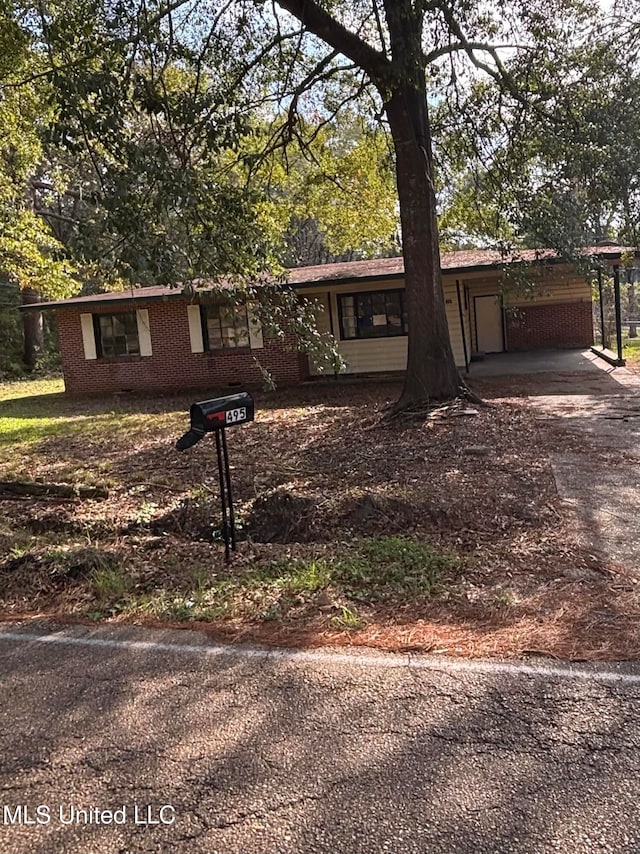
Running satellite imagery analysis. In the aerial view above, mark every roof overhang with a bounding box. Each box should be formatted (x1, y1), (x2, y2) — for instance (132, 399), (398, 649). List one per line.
(19, 245), (638, 312)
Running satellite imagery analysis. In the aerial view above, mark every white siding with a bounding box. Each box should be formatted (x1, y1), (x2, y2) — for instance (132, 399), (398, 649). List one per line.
(464, 269), (591, 307)
(443, 280), (468, 367)
(508, 276), (591, 306)
(339, 337), (409, 373)
(306, 292), (332, 335)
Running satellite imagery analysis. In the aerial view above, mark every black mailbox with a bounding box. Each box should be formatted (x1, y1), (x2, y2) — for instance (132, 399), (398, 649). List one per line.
(176, 392), (254, 451)
(175, 391), (255, 559)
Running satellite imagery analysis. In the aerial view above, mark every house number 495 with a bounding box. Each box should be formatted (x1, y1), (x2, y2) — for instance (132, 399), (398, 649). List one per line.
(226, 407), (247, 424)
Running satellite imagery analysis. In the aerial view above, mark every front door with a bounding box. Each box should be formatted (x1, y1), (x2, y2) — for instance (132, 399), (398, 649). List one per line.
(475, 295), (504, 353)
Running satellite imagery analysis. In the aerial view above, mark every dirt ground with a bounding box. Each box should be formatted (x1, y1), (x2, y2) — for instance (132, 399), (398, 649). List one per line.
(1, 376), (639, 660)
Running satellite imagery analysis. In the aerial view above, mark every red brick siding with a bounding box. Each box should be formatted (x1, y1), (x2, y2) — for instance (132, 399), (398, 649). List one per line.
(58, 301), (309, 395)
(505, 301), (594, 351)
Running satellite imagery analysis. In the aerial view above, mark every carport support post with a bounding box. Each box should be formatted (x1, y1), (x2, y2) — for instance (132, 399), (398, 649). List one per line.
(597, 268), (606, 349)
(614, 265), (623, 364)
(456, 279), (469, 372)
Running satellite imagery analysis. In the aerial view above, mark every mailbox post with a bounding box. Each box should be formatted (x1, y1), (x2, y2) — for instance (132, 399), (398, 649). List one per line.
(175, 392), (254, 560)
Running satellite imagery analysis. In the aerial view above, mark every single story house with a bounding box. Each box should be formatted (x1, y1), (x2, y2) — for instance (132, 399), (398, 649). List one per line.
(25, 246), (624, 395)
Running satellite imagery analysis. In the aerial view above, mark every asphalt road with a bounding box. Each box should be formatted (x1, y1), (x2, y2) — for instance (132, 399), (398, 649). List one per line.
(1, 622), (640, 854)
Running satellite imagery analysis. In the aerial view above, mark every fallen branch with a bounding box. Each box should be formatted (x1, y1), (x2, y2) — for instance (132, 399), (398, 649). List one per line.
(0, 481), (108, 500)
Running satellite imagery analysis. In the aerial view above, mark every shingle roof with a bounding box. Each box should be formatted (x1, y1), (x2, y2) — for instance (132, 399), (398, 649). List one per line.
(23, 245), (634, 310)
(288, 246), (634, 285)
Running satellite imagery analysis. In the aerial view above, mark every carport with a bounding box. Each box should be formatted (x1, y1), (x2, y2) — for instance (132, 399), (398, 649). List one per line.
(466, 349), (601, 377)
(592, 262), (640, 368)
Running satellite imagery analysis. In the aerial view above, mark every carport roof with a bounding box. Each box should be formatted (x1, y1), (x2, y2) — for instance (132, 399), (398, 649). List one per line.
(23, 245), (635, 311)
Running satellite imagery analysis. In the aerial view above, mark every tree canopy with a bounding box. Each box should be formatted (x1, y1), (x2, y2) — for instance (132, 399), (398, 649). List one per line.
(2, 0), (638, 400)
(436, 13), (640, 254)
(0, 3), (75, 299)
(2, 0), (402, 288)
(236, 114), (399, 266)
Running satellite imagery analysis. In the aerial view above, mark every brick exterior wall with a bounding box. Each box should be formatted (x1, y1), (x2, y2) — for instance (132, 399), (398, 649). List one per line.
(505, 301), (594, 351)
(57, 300), (309, 395)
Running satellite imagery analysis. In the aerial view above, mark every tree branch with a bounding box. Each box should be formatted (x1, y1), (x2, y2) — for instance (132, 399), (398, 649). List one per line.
(142, 0), (194, 30)
(424, 40), (523, 66)
(371, 1), (389, 57)
(275, 0), (391, 82)
(243, 56), (358, 177)
(435, 2), (547, 112)
(34, 210), (78, 224)
(31, 180), (82, 201)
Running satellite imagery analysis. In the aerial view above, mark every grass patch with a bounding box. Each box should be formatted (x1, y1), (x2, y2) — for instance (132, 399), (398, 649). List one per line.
(623, 337), (640, 362)
(265, 559), (333, 594)
(0, 377), (70, 447)
(92, 566), (130, 600)
(0, 376), (184, 446)
(332, 536), (457, 598)
(331, 606), (366, 631)
(0, 376), (186, 486)
(88, 563), (133, 618)
(0, 376), (65, 403)
(121, 537), (459, 626)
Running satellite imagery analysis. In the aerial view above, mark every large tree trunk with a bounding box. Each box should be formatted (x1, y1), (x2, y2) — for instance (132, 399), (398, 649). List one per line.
(382, 2), (460, 412)
(386, 93), (460, 409)
(21, 287), (44, 371)
(274, 0), (469, 410)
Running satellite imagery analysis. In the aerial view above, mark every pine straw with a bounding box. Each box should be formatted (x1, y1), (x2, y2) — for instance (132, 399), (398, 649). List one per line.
(8, 574), (638, 662)
(126, 571), (640, 661)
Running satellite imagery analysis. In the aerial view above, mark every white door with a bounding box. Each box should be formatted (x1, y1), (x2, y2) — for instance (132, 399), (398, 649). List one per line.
(475, 295), (504, 353)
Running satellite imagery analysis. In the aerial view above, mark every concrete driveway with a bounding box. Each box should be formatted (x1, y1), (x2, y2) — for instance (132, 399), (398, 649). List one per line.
(471, 350), (640, 570)
(2, 621), (640, 854)
(467, 348), (603, 377)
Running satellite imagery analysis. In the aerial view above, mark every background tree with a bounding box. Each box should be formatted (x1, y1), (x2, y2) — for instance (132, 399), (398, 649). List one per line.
(436, 30), (640, 255)
(33, 0), (281, 285)
(237, 113), (399, 266)
(0, 2), (76, 372)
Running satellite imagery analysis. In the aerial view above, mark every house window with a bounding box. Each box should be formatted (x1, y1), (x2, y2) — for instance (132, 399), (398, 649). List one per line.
(203, 304), (250, 350)
(95, 312), (140, 357)
(339, 289), (407, 340)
